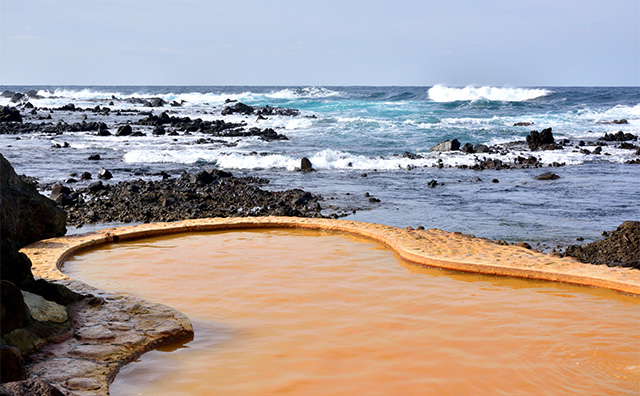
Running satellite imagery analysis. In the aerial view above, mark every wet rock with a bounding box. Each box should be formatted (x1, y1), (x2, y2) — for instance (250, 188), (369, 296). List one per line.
(430, 139), (460, 152)
(152, 125), (166, 135)
(145, 98), (166, 107)
(221, 102), (254, 115)
(491, 179), (499, 183)
(600, 131), (637, 142)
(299, 157), (315, 172)
(115, 125), (132, 136)
(534, 172), (560, 180)
(88, 154), (101, 160)
(461, 143), (475, 153)
(564, 221), (640, 269)
(0, 345), (27, 383)
(80, 172), (92, 180)
(87, 181), (105, 192)
(427, 180), (438, 188)
(59, 103), (76, 111)
(514, 242), (532, 249)
(0, 107), (22, 123)
(9, 93), (28, 104)
(526, 128), (561, 151)
(402, 151), (423, 159)
(473, 144), (489, 153)
(97, 168), (113, 180)
(513, 121), (534, 126)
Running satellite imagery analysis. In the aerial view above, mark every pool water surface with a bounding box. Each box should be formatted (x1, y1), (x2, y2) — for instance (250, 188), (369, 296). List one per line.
(62, 229), (640, 395)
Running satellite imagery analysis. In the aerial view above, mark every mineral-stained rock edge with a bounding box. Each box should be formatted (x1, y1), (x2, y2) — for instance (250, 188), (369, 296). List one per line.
(20, 216), (640, 395)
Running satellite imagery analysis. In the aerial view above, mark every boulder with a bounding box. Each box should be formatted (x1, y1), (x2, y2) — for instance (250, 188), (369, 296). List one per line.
(115, 125), (132, 136)
(1, 281), (29, 335)
(152, 125), (166, 135)
(221, 102), (254, 115)
(0, 242), (34, 288)
(0, 107), (22, 123)
(461, 143), (475, 153)
(9, 93), (27, 104)
(87, 154), (101, 160)
(473, 144), (489, 153)
(0, 154), (66, 248)
(534, 172), (560, 180)
(0, 345), (27, 383)
(300, 157), (314, 172)
(526, 128), (560, 151)
(513, 121), (534, 127)
(145, 98), (166, 107)
(97, 168), (112, 180)
(430, 139), (460, 152)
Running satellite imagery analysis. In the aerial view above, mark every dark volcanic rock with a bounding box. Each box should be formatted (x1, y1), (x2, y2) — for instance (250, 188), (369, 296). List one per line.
(430, 139), (460, 152)
(222, 102), (254, 115)
(0, 154), (66, 248)
(0, 107), (22, 123)
(461, 143), (475, 153)
(63, 170), (326, 226)
(0, 240), (34, 288)
(534, 172), (560, 180)
(97, 168), (113, 180)
(564, 221), (640, 269)
(526, 128), (561, 151)
(0, 345), (28, 383)
(599, 131), (637, 142)
(116, 125), (133, 136)
(1, 281), (29, 336)
(299, 157), (315, 172)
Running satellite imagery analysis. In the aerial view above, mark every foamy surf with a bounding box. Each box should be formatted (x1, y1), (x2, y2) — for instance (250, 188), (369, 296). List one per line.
(428, 84), (551, 102)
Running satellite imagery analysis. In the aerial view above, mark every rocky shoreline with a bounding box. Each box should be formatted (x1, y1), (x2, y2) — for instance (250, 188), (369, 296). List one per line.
(1, 148), (639, 394)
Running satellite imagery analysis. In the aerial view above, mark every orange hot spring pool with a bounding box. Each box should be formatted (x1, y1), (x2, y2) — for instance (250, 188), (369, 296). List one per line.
(61, 228), (640, 396)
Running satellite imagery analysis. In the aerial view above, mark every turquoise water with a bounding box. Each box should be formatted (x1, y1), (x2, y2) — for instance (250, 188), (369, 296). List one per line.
(1, 85), (639, 247)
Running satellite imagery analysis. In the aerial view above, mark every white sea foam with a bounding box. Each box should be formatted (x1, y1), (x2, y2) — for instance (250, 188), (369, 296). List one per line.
(267, 87), (340, 100)
(428, 84), (551, 102)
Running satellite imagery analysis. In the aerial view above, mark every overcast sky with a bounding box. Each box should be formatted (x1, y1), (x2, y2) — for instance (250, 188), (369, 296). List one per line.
(1, 0), (638, 86)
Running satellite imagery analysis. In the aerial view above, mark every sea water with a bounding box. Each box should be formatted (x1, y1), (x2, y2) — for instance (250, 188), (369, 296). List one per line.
(1, 85), (638, 246)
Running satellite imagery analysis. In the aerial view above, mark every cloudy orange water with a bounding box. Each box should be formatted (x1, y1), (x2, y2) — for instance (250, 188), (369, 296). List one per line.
(62, 229), (640, 396)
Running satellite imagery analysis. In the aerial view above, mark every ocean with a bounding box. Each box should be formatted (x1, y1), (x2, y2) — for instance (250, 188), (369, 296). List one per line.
(1, 85), (639, 248)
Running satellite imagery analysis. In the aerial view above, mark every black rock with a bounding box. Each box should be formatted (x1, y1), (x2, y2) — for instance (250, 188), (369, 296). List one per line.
(430, 139), (460, 152)
(461, 143), (475, 153)
(9, 93), (27, 104)
(80, 172), (92, 180)
(299, 157), (315, 172)
(116, 125), (133, 136)
(513, 121), (534, 126)
(600, 131), (637, 142)
(191, 170), (214, 185)
(87, 181), (105, 192)
(97, 168), (113, 180)
(0, 281), (29, 336)
(473, 144), (489, 153)
(222, 102), (254, 115)
(152, 125), (166, 135)
(88, 154), (101, 160)
(0, 344), (28, 383)
(427, 180), (438, 188)
(59, 103), (76, 111)
(526, 128), (561, 151)
(145, 97), (166, 107)
(534, 172), (560, 180)
(0, 107), (22, 123)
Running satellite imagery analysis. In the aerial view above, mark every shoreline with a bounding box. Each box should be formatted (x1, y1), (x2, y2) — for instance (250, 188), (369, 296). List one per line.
(18, 217), (640, 394)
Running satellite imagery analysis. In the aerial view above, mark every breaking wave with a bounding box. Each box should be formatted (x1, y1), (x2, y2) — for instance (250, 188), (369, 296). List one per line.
(428, 85), (551, 102)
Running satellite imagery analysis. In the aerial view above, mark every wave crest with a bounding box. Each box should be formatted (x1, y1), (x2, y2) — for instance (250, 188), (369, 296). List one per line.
(428, 84), (551, 102)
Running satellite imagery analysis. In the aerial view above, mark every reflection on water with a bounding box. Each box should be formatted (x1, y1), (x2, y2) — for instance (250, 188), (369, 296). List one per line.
(63, 229), (640, 396)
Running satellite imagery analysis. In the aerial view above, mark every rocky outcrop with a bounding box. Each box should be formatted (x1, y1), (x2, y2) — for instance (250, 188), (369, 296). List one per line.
(526, 128), (561, 151)
(599, 131), (637, 142)
(0, 154), (66, 249)
(60, 169), (326, 227)
(564, 221), (640, 269)
(221, 102), (300, 117)
(0, 106), (22, 123)
(0, 378), (64, 396)
(430, 139), (460, 152)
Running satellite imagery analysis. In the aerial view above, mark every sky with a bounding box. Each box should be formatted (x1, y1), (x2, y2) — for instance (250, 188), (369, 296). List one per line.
(0, 0), (638, 86)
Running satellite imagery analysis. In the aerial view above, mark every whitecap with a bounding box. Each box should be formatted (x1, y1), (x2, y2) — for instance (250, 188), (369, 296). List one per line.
(428, 84), (551, 102)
